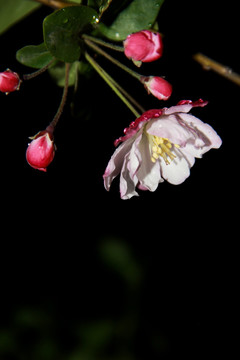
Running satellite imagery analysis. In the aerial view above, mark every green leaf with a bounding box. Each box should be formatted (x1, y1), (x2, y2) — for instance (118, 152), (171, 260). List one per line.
(0, 0), (41, 35)
(97, 0), (165, 41)
(43, 5), (99, 63)
(16, 43), (53, 69)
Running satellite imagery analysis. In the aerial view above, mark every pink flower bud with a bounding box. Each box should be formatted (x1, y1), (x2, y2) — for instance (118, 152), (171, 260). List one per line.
(142, 76), (172, 100)
(123, 30), (163, 65)
(26, 131), (55, 172)
(0, 69), (21, 94)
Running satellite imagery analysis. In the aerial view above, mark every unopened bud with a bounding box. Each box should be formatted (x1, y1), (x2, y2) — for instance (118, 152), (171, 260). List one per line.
(26, 131), (55, 172)
(123, 30), (163, 66)
(0, 69), (21, 94)
(142, 76), (172, 101)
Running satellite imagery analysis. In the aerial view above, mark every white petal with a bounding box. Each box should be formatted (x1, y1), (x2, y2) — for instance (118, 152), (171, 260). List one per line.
(103, 137), (134, 191)
(127, 131), (142, 179)
(137, 133), (163, 191)
(180, 143), (203, 159)
(146, 116), (194, 146)
(119, 132), (145, 199)
(120, 151), (139, 199)
(178, 113), (222, 149)
(160, 151), (191, 185)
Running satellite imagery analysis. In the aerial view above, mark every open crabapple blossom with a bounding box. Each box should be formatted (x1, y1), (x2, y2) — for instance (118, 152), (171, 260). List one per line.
(0, 69), (21, 94)
(103, 100), (222, 199)
(123, 30), (163, 66)
(26, 131), (55, 172)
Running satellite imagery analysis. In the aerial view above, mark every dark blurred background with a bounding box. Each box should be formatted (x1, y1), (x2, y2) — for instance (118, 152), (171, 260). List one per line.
(0, 0), (239, 359)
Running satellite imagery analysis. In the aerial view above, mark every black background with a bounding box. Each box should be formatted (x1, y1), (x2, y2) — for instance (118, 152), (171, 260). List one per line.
(0, 0), (239, 359)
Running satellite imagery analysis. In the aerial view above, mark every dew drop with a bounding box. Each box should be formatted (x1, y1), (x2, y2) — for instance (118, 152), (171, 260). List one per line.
(92, 15), (100, 24)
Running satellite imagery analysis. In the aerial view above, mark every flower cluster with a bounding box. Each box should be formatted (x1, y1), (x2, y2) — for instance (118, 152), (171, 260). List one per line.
(1, 16), (222, 199)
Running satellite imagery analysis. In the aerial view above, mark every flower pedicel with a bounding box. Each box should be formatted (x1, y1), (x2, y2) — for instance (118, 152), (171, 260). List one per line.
(103, 100), (222, 199)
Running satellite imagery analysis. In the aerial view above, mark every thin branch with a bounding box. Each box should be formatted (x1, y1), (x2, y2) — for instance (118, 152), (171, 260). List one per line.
(193, 53), (240, 86)
(47, 63), (70, 132)
(23, 59), (55, 81)
(33, 0), (79, 9)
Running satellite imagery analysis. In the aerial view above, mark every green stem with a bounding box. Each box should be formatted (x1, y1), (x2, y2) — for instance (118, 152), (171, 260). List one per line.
(82, 34), (124, 52)
(85, 52), (140, 118)
(84, 38), (142, 81)
(101, 68), (145, 114)
(46, 62), (70, 133)
(23, 59), (55, 80)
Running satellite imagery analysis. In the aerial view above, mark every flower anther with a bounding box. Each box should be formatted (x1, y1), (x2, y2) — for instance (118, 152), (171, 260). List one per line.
(149, 135), (180, 164)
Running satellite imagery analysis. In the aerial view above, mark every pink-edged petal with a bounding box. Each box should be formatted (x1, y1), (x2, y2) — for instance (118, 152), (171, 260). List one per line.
(119, 132), (143, 199)
(127, 131), (143, 179)
(114, 109), (163, 146)
(137, 133), (164, 191)
(103, 137), (134, 191)
(177, 113), (222, 150)
(163, 104), (193, 116)
(120, 152), (139, 199)
(163, 99), (208, 116)
(146, 116), (195, 146)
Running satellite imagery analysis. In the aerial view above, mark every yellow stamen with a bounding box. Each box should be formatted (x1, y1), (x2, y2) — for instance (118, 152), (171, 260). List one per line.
(149, 135), (179, 165)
